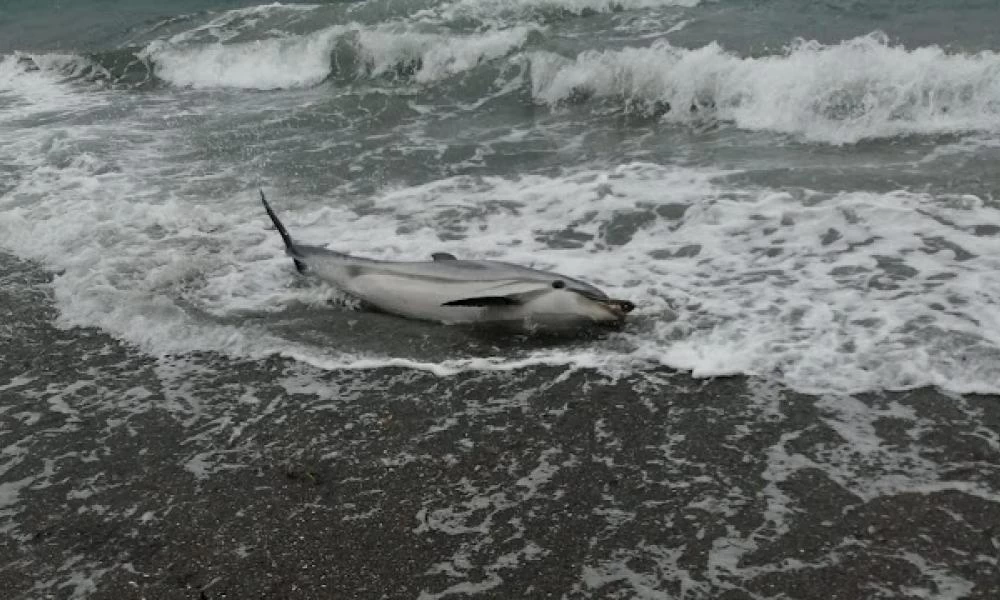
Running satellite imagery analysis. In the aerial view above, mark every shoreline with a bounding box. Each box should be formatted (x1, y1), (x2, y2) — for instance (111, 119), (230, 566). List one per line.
(2, 256), (999, 599)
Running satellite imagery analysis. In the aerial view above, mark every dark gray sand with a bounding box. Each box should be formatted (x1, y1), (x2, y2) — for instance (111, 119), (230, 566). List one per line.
(2, 256), (999, 599)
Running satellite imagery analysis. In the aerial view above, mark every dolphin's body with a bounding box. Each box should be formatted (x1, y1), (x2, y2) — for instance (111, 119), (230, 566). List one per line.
(261, 192), (634, 329)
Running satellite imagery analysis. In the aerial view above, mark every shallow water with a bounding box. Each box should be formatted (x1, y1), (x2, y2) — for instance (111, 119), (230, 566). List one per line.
(2, 0), (1000, 597)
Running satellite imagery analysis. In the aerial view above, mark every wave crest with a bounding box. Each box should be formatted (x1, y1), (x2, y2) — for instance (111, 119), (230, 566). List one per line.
(530, 33), (1000, 143)
(419, 0), (700, 24)
(139, 25), (535, 90)
(140, 27), (344, 90)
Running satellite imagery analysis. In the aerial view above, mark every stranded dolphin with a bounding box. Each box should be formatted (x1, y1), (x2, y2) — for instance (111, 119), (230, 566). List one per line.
(260, 191), (634, 329)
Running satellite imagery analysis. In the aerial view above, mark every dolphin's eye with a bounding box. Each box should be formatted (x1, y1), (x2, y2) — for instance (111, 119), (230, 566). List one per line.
(552, 280), (566, 289)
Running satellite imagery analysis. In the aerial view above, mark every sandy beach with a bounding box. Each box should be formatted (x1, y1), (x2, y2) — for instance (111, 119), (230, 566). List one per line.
(3, 254), (998, 598)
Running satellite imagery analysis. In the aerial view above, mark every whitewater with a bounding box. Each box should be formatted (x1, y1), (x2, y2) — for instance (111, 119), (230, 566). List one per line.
(2, 0), (1000, 397)
(4, 1), (1000, 599)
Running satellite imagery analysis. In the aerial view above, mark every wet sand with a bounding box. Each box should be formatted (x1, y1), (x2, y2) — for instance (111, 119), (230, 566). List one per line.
(2, 256), (999, 599)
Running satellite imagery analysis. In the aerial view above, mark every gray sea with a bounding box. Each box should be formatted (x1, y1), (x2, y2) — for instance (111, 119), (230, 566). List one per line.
(2, 0), (1000, 597)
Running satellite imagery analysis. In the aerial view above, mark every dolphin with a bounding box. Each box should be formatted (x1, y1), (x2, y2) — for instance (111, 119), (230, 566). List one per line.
(260, 191), (634, 329)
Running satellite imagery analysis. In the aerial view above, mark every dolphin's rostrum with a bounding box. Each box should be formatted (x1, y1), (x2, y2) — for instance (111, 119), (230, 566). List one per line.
(261, 190), (634, 329)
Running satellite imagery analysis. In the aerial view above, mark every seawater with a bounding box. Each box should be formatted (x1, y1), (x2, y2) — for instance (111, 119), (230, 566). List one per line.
(2, 0), (1000, 395)
(3, 2), (1000, 598)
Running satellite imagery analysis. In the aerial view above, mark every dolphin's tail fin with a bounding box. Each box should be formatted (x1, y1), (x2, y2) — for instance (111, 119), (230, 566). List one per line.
(260, 189), (306, 274)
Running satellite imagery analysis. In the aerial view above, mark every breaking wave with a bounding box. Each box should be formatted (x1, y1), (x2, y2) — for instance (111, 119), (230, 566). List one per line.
(0, 53), (109, 118)
(139, 24), (536, 89)
(417, 0), (701, 24)
(140, 27), (345, 90)
(530, 32), (1000, 143)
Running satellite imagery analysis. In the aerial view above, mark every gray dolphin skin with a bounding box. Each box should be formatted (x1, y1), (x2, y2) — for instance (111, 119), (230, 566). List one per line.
(260, 191), (634, 329)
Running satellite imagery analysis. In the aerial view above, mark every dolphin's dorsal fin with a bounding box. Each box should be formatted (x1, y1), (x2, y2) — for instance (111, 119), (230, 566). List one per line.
(432, 252), (457, 261)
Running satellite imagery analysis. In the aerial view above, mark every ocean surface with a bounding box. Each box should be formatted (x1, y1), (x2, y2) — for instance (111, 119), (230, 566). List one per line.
(2, 0), (1000, 598)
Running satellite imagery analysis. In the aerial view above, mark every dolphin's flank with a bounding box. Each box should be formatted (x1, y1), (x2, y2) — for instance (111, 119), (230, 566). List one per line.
(260, 190), (634, 329)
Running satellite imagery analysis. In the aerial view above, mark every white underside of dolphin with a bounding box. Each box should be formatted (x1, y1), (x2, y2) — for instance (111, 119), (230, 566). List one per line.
(261, 191), (634, 329)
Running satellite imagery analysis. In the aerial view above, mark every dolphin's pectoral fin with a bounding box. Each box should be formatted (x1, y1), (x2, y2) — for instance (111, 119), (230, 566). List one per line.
(442, 295), (522, 307)
(432, 252), (458, 261)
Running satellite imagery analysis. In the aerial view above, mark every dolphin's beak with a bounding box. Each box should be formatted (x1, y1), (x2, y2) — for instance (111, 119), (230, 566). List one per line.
(610, 299), (635, 314)
(601, 299), (635, 320)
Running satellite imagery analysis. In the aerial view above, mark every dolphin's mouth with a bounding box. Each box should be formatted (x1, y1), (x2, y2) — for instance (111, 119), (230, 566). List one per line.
(601, 299), (636, 320)
(610, 299), (635, 313)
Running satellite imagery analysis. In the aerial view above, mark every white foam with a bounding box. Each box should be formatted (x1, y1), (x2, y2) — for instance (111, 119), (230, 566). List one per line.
(695, 384), (999, 595)
(414, 453), (557, 599)
(312, 170), (1000, 393)
(163, 2), (321, 45)
(4, 46), (1000, 397)
(898, 552), (975, 599)
(141, 26), (344, 90)
(271, 164), (1000, 394)
(141, 23), (534, 90)
(0, 54), (106, 119)
(358, 26), (535, 84)
(5, 139), (1000, 395)
(419, 0), (701, 24)
(0, 475), (35, 512)
(530, 32), (1000, 143)
(580, 544), (706, 599)
(650, 188), (1000, 395)
(31, 556), (109, 600)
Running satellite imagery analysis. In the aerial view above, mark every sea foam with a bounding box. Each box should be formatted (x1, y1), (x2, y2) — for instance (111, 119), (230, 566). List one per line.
(8, 131), (999, 395)
(4, 24), (1000, 396)
(141, 27), (345, 90)
(141, 24), (535, 89)
(531, 32), (1000, 143)
(0, 54), (106, 118)
(418, 0), (701, 24)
